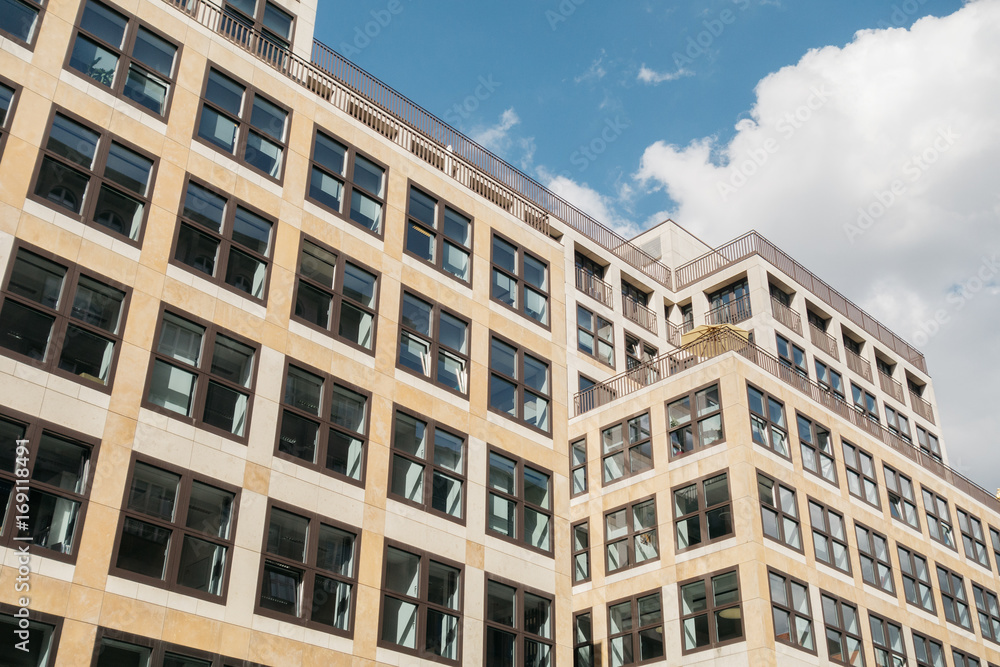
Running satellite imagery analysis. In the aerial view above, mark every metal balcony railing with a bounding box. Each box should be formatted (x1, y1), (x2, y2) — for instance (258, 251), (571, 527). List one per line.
(623, 296), (657, 335)
(809, 323), (839, 361)
(845, 349), (873, 383)
(575, 267), (613, 308)
(770, 297), (802, 335)
(910, 392), (936, 425)
(705, 295), (752, 326)
(665, 321), (682, 348)
(878, 371), (906, 405)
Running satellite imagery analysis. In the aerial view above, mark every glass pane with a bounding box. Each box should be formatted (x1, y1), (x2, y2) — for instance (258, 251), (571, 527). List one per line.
(525, 508), (550, 550)
(490, 376), (516, 415)
(69, 35), (120, 87)
(210, 335), (254, 387)
(316, 524), (354, 576)
(283, 366), (322, 416)
(197, 106), (238, 153)
(9, 249), (66, 308)
(312, 576), (351, 630)
(147, 360), (196, 416)
(250, 95), (287, 141)
(393, 412), (425, 457)
(232, 207), (272, 256)
(408, 188), (436, 226)
(225, 248), (266, 297)
(525, 287), (548, 324)
(524, 593), (551, 638)
(390, 455), (424, 501)
(330, 385), (366, 432)
(185, 481), (233, 538)
(260, 559), (299, 615)
(123, 64), (168, 114)
(707, 506), (732, 541)
(492, 269), (517, 307)
(95, 638), (151, 667)
(103, 143), (153, 196)
(326, 430), (363, 480)
(428, 560), (461, 609)
(158, 313), (204, 365)
(353, 155), (384, 196)
(349, 189), (382, 232)
(310, 166), (344, 211)
(176, 535), (226, 595)
(18, 489), (80, 554)
(432, 471), (463, 517)
(487, 580), (516, 625)
(385, 547), (420, 596)
(245, 131), (283, 176)
(524, 467), (550, 508)
(182, 182), (226, 232)
(206, 70), (244, 116)
(399, 331), (431, 376)
(524, 392), (549, 431)
(132, 27), (176, 77)
(342, 263), (376, 307)
(128, 462), (178, 520)
(314, 132), (346, 175)
(401, 293), (432, 336)
(524, 355), (548, 393)
(0, 0), (40, 43)
(175, 224), (219, 276)
(681, 581), (707, 614)
(493, 236), (517, 273)
(489, 494), (515, 536)
(116, 516), (170, 579)
(426, 609), (458, 659)
(443, 207), (470, 246)
(266, 508), (308, 561)
(72, 275), (124, 334)
(524, 254), (547, 290)
(58, 325), (114, 383)
(486, 627), (515, 667)
(439, 312), (468, 354)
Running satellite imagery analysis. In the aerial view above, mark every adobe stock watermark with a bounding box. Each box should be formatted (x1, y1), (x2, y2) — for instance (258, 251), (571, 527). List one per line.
(442, 75), (502, 124)
(337, 0), (407, 57)
(546, 0), (586, 31)
(844, 127), (959, 244)
(11, 436), (33, 654)
(911, 252), (999, 346)
(876, 0), (933, 30)
(570, 117), (629, 172)
(672, 0), (751, 71)
(716, 85), (832, 202)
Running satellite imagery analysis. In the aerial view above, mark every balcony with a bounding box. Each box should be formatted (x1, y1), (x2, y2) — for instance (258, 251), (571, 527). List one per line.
(845, 349), (872, 382)
(575, 267), (613, 309)
(910, 392), (935, 425)
(665, 321), (682, 348)
(623, 296), (658, 335)
(809, 323), (839, 361)
(878, 371), (905, 405)
(705, 295), (752, 326)
(770, 297), (802, 335)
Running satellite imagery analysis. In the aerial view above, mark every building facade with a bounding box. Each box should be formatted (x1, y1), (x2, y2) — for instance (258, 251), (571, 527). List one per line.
(0, 0), (998, 666)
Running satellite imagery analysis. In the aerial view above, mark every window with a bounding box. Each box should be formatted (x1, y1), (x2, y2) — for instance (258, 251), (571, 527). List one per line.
(379, 543), (462, 662)
(572, 521), (590, 584)
(842, 440), (879, 507)
(490, 234), (549, 325)
(601, 412), (652, 484)
(679, 569), (744, 653)
(570, 438), (587, 496)
(855, 522), (894, 594)
(0, 603), (60, 667)
(292, 237), (378, 351)
(758, 472), (801, 550)
(621, 279), (648, 307)
(808, 500), (850, 573)
(974, 583), (1000, 644)
(992, 526), (1000, 573)
(112, 457), (238, 600)
(921, 486), (956, 549)
(574, 610), (593, 667)
(575, 251), (604, 279)
(257, 505), (357, 633)
(0, 411), (95, 560)
(869, 614), (906, 667)
(680, 303), (694, 331)
(748, 384), (790, 457)
(67, 0), (178, 116)
(31, 109), (155, 242)
(674, 472), (733, 552)
(911, 632), (945, 667)
(398, 291), (469, 394)
(222, 0), (294, 49)
(768, 570), (815, 652)
(625, 334), (656, 371)
(488, 335), (550, 432)
(707, 280), (750, 324)
(92, 627), (265, 667)
(884, 464), (920, 529)
(487, 449), (551, 553)
(389, 408), (465, 521)
(953, 649), (982, 667)
(916, 426), (942, 461)
(0, 244), (129, 388)
(937, 565), (972, 629)
(577, 305), (614, 366)
(605, 497), (658, 573)
(307, 129), (386, 234)
(145, 309), (257, 439)
(957, 507), (991, 569)
(851, 383), (879, 423)
(884, 405), (912, 442)
(843, 335), (862, 356)
(196, 67), (289, 179)
(797, 413), (835, 484)
(777, 334), (808, 377)
(405, 185), (472, 282)
(898, 544), (936, 613)
(485, 578), (553, 667)
(815, 360), (845, 399)
(0, 0), (43, 46)
(276, 361), (369, 483)
(173, 178), (274, 301)
(0, 79), (18, 156)
(608, 591), (664, 666)
(667, 384), (723, 458)
(820, 594), (863, 666)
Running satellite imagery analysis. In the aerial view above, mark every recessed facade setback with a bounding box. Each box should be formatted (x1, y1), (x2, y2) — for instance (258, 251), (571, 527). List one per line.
(1, 1), (998, 666)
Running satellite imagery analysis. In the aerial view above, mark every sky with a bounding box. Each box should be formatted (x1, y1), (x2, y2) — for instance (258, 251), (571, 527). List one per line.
(315, 0), (1000, 493)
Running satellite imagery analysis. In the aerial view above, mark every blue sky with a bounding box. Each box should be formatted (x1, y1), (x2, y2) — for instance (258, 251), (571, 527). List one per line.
(314, 1), (1000, 493)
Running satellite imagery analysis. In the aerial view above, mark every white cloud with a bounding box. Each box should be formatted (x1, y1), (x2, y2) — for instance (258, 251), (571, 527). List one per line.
(637, 63), (693, 84)
(634, 0), (1000, 490)
(471, 108), (536, 170)
(575, 52), (608, 84)
(538, 168), (640, 238)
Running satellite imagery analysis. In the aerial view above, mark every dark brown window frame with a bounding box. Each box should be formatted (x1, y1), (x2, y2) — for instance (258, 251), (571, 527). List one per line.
(973, 582), (1000, 645)
(796, 412), (836, 485)
(483, 574), (554, 667)
(625, 332), (657, 371)
(806, 497), (850, 575)
(768, 568), (817, 655)
(90, 625), (267, 667)
(170, 174), (276, 304)
(397, 287), (470, 397)
(604, 495), (658, 575)
(869, 613), (906, 667)
(194, 63), (291, 184)
(814, 358), (845, 400)
(571, 519), (590, 584)
(109, 454), (241, 604)
(64, 0), (181, 118)
(0, 241), (132, 392)
(884, 404), (912, 442)
(0, 0), (45, 50)
(0, 407), (99, 564)
(388, 404), (467, 523)
(485, 446), (553, 556)
(254, 499), (360, 637)
(956, 506), (991, 571)
(884, 463), (920, 530)
(898, 542), (936, 614)
(854, 521), (894, 594)
(921, 485), (957, 551)
(747, 382), (791, 459)
(819, 592), (864, 667)
(1, 601), (62, 664)
(141, 305), (260, 443)
(404, 181), (474, 284)
(222, 0), (296, 49)
(600, 409), (652, 486)
(678, 566), (745, 655)
(666, 382), (724, 459)
(377, 539), (464, 664)
(305, 126), (388, 238)
(757, 470), (802, 552)
(489, 230), (550, 329)
(488, 331), (551, 435)
(952, 648), (983, 667)
(842, 439), (879, 508)
(0, 75), (20, 158)
(916, 425), (942, 461)
(672, 469), (734, 554)
(911, 630), (945, 667)
(577, 302), (614, 368)
(936, 563), (973, 630)
(607, 589), (665, 666)
(28, 105), (158, 246)
(291, 233), (380, 354)
(851, 382), (880, 423)
(991, 525), (1000, 575)
(573, 609), (593, 667)
(776, 333), (808, 378)
(570, 436), (587, 497)
(274, 357), (371, 487)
